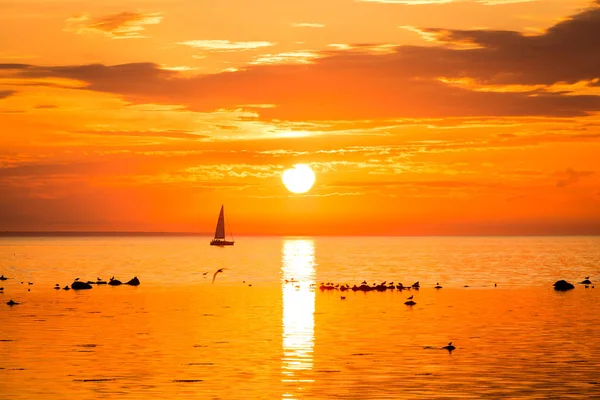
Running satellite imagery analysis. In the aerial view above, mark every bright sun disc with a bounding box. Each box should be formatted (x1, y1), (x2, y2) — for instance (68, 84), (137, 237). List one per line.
(282, 164), (316, 194)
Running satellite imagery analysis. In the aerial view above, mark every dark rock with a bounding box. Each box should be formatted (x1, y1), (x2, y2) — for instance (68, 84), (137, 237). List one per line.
(553, 280), (575, 291)
(71, 281), (93, 290)
(580, 279), (592, 285)
(108, 279), (122, 286)
(125, 277), (140, 286)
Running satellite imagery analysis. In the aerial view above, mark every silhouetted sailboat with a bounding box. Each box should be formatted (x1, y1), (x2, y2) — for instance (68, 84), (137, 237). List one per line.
(210, 205), (235, 246)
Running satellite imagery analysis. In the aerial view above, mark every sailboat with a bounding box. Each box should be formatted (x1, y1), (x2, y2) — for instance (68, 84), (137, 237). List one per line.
(210, 205), (235, 246)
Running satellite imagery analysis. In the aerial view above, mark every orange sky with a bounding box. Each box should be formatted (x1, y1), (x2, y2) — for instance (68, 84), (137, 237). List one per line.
(1, 0), (600, 235)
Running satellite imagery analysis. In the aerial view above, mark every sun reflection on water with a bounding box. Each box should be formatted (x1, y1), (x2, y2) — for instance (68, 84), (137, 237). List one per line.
(281, 239), (316, 397)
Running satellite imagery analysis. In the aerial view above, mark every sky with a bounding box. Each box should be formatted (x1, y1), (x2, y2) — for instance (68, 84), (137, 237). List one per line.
(1, 0), (600, 235)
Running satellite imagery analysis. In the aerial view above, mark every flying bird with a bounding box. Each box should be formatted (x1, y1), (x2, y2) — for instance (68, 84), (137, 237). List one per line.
(407, 295), (414, 300)
(212, 268), (226, 283)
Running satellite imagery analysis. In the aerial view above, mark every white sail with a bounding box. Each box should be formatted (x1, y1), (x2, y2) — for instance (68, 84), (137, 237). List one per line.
(214, 205), (226, 239)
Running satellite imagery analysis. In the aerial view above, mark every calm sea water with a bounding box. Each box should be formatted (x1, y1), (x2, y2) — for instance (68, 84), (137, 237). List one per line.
(1, 236), (599, 399)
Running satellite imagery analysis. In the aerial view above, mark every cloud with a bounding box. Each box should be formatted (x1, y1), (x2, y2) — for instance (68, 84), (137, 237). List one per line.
(64, 12), (163, 39)
(0, 90), (16, 99)
(327, 180), (488, 188)
(77, 129), (209, 140)
(359, 0), (535, 4)
(250, 51), (319, 65)
(251, 191), (363, 198)
(4, 59), (600, 120)
(178, 40), (275, 51)
(413, 3), (600, 85)
(556, 168), (594, 187)
(291, 23), (325, 28)
(357, 0), (453, 4)
(6, 3), (600, 120)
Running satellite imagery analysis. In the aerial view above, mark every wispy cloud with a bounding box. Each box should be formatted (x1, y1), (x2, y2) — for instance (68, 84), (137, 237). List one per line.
(250, 51), (319, 65)
(359, 0), (535, 3)
(0, 90), (16, 99)
(251, 191), (364, 199)
(479, 0), (536, 4)
(237, 104), (276, 109)
(178, 40), (275, 51)
(357, 0), (453, 4)
(64, 12), (163, 39)
(291, 22), (325, 28)
(556, 168), (594, 188)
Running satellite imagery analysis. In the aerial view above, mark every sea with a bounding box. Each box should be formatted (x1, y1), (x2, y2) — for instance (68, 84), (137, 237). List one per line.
(1, 235), (599, 399)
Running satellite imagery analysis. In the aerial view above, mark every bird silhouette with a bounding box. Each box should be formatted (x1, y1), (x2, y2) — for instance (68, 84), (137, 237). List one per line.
(407, 295), (414, 300)
(442, 342), (456, 351)
(212, 268), (226, 283)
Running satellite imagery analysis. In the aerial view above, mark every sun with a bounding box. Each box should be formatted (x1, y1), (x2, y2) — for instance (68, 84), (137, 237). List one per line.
(282, 164), (316, 194)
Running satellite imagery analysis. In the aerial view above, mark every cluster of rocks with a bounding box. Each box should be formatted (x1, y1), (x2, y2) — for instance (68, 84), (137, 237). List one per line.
(70, 276), (140, 290)
(4, 276), (141, 306)
(553, 277), (594, 291)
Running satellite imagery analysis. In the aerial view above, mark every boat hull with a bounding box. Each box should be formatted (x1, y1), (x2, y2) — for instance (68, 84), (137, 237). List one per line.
(210, 240), (234, 246)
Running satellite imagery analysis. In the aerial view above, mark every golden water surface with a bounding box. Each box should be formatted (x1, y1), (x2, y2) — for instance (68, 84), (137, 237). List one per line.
(1, 236), (599, 399)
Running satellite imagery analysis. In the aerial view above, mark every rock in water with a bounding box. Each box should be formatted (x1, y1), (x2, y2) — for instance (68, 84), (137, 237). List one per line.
(108, 279), (122, 286)
(553, 280), (575, 291)
(71, 281), (93, 290)
(125, 277), (140, 286)
(580, 279), (592, 285)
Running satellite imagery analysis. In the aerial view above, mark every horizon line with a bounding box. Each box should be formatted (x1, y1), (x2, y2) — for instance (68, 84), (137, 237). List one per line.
(1, 231), (599, 237)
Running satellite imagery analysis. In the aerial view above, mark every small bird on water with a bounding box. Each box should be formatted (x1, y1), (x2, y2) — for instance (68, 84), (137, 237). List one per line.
(442, 342), (456, 351)
(212, 268), (226, 283)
